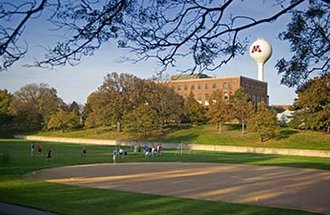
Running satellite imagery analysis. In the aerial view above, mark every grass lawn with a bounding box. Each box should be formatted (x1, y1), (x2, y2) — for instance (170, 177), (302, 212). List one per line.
(150, 125), (330, 150)
(1, 139), (330, 214)
(31, 125), (330, 151)
(31, 127), (133, 140)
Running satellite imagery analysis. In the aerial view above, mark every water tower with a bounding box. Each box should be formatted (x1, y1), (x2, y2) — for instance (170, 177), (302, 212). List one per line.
(249, 38), (272, 81)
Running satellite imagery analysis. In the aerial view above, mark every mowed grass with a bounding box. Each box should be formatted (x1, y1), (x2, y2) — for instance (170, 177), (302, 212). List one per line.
(33, 125), (330, 150)
(1, 139), (328, 215)
(31, 127), (133, 140)
(151, 125), (330, 150)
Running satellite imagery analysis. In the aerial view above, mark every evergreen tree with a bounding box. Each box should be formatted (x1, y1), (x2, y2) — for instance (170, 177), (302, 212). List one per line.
(0, 89), (12, 127)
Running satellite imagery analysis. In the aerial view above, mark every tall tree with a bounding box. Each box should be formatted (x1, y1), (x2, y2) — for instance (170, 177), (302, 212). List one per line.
(123, 103), (159, 137)
(208, 89), (232, 133)
(83, 92), (113, 128)
(68, 101), (80, 116)
(83, 72), (184, 132)
(183, 91), (206, 124)
(47, 110), (80, 132)
(0, 89), (12, 126)
(143, 81), (184, 129)
(9, 83), (64, 130)
(248, 101), (280, 142)
(289, 73), (330, 132)
(230, 89), (254, 135)
(99, 72), (141, 132)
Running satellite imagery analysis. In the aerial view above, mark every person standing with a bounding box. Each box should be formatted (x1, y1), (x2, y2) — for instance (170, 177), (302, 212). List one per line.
(30, 142), (35, 156)
(113, 148), (118, 164)
(46, 147), (52, 160)
(82, 146), (87, 157)
(37, 144), (42, 156)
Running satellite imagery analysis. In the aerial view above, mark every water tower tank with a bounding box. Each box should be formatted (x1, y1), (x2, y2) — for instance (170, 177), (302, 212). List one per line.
(249, 38), (272, 81)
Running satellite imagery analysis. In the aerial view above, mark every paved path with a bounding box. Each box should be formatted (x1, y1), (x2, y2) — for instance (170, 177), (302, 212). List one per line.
(0, 202), (57, 215)
(26, 162), (330, 215)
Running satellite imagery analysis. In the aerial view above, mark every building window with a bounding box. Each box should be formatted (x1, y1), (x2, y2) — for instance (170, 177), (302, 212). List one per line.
(197, 94), (202, 102)
(198, 84), (202, 90)
(191, 84), (195, 90)
(184, 85), (188, 90)
(223, 82), (231, 89)
(205, 94), (209, 101)
(205, 84), (208, 90)
(177, 85), (181, 91)
(212, 83), (217, 89)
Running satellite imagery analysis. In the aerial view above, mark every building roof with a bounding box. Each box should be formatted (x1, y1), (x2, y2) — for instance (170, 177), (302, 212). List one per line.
(168, 75), (266, 85)
(170, 73), (212, 80)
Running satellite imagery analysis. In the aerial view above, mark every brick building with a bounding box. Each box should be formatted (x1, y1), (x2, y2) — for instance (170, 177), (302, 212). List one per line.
(167, 74), (268, 106)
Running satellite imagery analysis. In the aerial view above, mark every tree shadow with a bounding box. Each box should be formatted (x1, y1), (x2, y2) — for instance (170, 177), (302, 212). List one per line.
(224, 124), (241, 131)
(279, 129), (299, 139)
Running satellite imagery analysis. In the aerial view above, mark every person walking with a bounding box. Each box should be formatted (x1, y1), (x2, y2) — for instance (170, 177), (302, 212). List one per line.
(46, 147), (52, 160)
(30, 142), (35, 156)
(82, 146), (87, 157)
(37, 144), (42, 156)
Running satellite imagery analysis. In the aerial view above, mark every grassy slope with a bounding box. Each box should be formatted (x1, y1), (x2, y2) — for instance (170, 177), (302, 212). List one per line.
(32, 127), (133, 140)
(1, 139), (327, 215)
(151, 125), (330, 150)
(33, 125), (330, 150)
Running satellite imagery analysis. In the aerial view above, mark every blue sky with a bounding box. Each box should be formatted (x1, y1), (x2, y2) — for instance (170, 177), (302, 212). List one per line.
(0, 0), (305, 105)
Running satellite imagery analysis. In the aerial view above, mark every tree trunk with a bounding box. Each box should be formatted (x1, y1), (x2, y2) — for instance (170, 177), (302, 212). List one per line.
(218, 122), (222, 133)
(117, 121), (121, 133)
(241, 123), (245, 135)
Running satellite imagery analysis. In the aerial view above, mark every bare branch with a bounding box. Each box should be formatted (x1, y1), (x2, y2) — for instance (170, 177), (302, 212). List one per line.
(0, 0), (47, 70)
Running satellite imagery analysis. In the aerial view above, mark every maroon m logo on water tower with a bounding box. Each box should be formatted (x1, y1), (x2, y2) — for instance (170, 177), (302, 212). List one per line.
(251, 45), (262, 53)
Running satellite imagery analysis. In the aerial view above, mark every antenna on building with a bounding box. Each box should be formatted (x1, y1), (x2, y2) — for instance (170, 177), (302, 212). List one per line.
(249, 38), (272, 81)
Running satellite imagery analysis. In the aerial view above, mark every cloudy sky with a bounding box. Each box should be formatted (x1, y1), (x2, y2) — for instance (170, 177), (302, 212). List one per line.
(0, 0), (306, 105)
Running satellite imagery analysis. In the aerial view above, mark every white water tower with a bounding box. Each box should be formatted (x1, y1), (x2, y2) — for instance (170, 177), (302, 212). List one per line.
(249, 38), (272, 81)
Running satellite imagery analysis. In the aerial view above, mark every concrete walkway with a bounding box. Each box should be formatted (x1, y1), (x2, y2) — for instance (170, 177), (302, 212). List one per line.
(26, 162), (330, 215)
(0, 202), (58, 215)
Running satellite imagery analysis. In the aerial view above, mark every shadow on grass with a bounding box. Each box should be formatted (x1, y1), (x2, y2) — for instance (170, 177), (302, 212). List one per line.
(0, 179), (317, 215)
(279, 129), (299, 139)
(225, 124), (241, 131)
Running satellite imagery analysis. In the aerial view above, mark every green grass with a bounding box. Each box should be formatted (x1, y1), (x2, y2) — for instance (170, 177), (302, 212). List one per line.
(1, 139), (328, 214)
(150, 125), (330, 150)
(31, 125), (330, 151)
(31, 127), (133, 140)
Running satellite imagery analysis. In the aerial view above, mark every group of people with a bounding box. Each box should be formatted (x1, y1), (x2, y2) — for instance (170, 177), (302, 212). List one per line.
(141, 144), (163, 157)
(29, 142), (164, 163)
(30, 142), (52, 159)
(30, 142), (88, 160)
